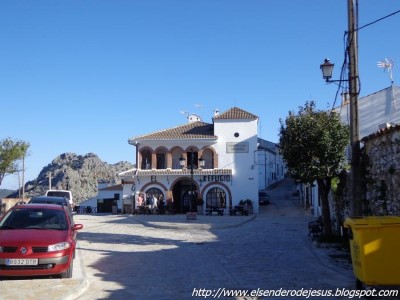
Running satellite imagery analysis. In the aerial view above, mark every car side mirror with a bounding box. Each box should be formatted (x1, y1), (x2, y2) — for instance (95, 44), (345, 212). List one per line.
(73, 224), (83, 231)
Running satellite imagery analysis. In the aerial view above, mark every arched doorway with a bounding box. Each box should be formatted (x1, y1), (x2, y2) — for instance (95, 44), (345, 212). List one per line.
(172, 179), (198, 213)
(145, 187), (164, 208)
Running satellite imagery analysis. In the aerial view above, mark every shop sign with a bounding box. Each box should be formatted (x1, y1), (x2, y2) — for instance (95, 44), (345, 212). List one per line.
(226, 142), (249, 153)
(202, 175), (231, 182)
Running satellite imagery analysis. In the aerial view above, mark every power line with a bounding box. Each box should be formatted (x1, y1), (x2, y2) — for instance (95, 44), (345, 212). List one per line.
(353, 9), (400, 32)
(330, 7), (399, 111)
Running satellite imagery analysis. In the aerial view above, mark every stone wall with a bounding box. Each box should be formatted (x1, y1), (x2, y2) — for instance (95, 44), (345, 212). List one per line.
(363, 125), (400, 215)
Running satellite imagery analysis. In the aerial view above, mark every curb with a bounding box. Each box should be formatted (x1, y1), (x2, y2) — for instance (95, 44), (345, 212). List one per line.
(130, 214), (257, 230)
(62, 246), (90, 300)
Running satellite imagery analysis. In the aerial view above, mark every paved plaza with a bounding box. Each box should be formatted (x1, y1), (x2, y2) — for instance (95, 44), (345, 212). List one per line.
(2, 179), (398, 299)
(75, 178), (355, 299)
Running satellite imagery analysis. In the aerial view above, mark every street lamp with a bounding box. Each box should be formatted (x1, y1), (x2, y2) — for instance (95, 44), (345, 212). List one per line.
(179, 151), (205, 213)
(199, 156), (205, 168)
(320, 59), (343, 83)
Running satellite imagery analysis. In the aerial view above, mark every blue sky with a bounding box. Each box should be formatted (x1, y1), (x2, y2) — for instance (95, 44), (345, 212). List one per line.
(1, 1), (399, 189)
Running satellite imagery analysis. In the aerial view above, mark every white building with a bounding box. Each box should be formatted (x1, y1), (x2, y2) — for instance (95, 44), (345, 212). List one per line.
(78, 180), (123, 213)
(337, 85), (400, 139)
(119, 107), (260, 214)
(256, 138), (285, 190)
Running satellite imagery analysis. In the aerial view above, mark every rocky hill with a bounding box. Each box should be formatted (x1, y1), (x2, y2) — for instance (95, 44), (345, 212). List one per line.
(8, 153), (134, 204)
(0, 189), (15, 199)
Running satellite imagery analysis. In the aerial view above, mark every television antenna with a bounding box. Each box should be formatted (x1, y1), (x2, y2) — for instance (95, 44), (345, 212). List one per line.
(377, 58), (394, 84)
(377, 58), (396, 109)
(179, 110), (189, 119)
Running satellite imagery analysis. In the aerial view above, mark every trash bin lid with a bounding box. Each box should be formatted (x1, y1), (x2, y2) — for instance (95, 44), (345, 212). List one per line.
(344, 216), (400, 228)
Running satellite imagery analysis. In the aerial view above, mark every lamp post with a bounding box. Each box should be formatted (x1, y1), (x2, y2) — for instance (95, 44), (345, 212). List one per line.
(179, 150), (205, 216)
(320, 0), (361, 217)
(66, 175), (70, 190)
(47, 172), (52, 190)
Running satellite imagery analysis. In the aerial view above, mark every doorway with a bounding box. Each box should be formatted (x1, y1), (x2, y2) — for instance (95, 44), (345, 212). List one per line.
(172, 179), (198, 213)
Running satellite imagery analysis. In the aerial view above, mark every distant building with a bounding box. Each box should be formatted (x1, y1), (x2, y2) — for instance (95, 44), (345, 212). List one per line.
(256, 139), (285, 190)
(119, 107), (275, 214)
(78, 180), (123, 213)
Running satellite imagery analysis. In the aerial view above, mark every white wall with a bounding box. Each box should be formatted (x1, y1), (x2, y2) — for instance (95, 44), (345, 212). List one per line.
(80, 187), (123, 210)
(213, 118), (259, 210)
(337, 86), (400, 139)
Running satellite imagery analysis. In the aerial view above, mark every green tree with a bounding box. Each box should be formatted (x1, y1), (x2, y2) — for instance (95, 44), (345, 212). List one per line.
(0, 138), (30, 186)
(279, 101), (349, 236)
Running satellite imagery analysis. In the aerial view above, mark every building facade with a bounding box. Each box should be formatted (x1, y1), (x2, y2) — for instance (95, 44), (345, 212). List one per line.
(256, 138), (285, 190)
(78, 180), (123, 213)
(119, 107), (260, 214)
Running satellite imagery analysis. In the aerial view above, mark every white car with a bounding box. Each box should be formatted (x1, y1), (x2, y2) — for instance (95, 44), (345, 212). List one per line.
(45, 190), (74, 208)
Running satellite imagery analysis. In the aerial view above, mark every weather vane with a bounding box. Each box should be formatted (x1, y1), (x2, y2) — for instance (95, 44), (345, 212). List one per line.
(377, 58), (394, 84)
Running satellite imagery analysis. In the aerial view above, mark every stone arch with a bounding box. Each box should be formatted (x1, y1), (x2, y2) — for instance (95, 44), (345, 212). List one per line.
(201, 182), (232, 209)
(170, 146), (185, 169)
(200, 147), (217, 169)
(154, 146), (168, 169)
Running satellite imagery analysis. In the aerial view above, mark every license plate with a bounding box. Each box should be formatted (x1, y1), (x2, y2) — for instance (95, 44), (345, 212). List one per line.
(5, 259), (38, 266)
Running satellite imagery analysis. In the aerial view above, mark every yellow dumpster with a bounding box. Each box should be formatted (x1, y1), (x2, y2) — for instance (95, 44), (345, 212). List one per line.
(343, 216), (400, 288)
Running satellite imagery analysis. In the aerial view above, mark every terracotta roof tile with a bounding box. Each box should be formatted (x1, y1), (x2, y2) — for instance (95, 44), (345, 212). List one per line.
(129, 121), (216, 142)
(362, 124), (400, 142)
(128, 107), (256, 143)
(136, 169), (232, 176)
(120, 168), (232, 176)
(214, 107), (258, 120)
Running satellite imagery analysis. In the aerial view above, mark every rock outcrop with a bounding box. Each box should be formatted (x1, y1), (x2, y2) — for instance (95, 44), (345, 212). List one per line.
(8, 153), (134, 204)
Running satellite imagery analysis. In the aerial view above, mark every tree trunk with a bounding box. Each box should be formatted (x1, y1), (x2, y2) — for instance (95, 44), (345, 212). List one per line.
(317, 178), (333, 236)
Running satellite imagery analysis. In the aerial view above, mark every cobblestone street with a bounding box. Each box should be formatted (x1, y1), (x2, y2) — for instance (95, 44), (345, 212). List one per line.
(75, 179), (357, 300)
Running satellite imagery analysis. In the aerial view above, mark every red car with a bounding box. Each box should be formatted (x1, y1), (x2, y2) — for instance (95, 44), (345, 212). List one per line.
(0, 203), (83, 279)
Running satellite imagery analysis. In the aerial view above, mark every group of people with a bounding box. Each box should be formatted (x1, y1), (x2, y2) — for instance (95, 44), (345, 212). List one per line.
(136, 194), (163, 211)
(135, 194), (175, 214)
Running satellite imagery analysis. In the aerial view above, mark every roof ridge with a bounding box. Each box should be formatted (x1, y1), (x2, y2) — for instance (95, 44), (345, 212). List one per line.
(214, 106), (258, 120)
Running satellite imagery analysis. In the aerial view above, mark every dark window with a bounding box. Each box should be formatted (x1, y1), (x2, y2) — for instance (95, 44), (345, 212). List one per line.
(141, 150), (152, 169)
(206, 188), (226, 208)
(157, 154), (165, 169)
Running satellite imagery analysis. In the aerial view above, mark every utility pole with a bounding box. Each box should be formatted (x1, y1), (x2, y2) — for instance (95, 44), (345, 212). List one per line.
(348, 0), (362, 216)
(22, 156), (25, 201)
(47, 172), (52, 190)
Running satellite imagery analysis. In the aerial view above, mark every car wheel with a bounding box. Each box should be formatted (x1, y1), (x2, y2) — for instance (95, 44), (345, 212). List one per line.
(61, 260), (74, 279)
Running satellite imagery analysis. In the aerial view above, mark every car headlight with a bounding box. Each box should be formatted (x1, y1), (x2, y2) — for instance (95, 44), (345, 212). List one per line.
(48, 242), (71, 252)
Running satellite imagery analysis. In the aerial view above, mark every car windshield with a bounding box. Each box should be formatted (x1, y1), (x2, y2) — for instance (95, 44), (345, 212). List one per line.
(0, 208), (68, 230)
(46, 191), (70, 200)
